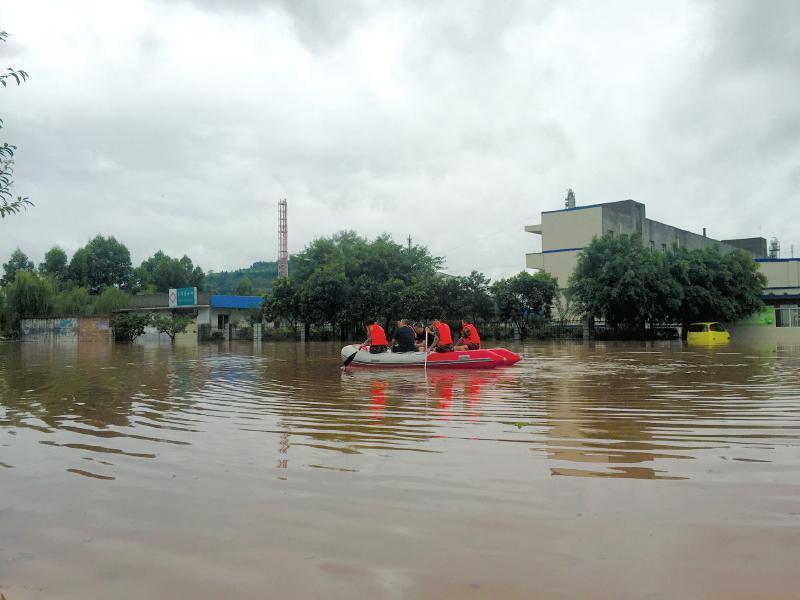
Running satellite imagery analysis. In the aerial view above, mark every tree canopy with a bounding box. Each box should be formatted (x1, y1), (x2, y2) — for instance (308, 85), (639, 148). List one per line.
(491, 271), (559, 338)
(39, 246), (69, 282)
(1, 247), (33, 286)
(570, 233), (765, 333)
(137, 250), (204, 292)
(68, 235), (134, 292)
(262, 231), (553, 339)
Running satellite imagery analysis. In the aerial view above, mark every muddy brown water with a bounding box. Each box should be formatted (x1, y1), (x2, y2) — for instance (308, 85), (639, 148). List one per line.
(1, 340), (799, 599)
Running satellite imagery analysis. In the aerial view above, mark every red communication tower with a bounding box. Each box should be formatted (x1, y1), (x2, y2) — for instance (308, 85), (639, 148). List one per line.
(278, 199), (288, 278)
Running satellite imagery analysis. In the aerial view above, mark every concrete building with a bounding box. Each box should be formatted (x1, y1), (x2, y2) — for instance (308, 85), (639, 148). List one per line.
(756, 258), (800, 327)
(525, 197), (799, 333)
(525, 199), (748, 288)
(122, 291), (263, 340)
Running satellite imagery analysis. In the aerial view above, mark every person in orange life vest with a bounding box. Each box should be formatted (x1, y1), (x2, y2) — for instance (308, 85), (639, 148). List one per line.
(429, 319), (454, 353)
(455, 319), (481, 351)
(365, 319), (388, 354)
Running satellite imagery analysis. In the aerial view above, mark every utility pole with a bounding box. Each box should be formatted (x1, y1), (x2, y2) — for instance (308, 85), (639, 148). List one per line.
(407, 234), (412, 250)
(278, 199), (288, 278)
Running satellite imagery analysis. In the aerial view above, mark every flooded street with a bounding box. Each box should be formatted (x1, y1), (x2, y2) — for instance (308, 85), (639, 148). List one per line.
(1, 340), (799, 599)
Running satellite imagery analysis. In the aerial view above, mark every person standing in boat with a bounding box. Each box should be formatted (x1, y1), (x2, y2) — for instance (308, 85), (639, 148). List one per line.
(429, 319), (454, 353)
(365, 319), (388, 354)
(455, 319), (481, 350)
(390, 319), (417, 353)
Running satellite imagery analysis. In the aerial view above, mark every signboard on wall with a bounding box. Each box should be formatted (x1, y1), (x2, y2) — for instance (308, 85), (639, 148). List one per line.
(169, 287), (197, 308)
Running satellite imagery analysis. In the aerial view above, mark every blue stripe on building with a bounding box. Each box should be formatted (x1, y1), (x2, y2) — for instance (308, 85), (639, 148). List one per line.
(542, 247), (584, 254)
(541, 203), (604, 215)
(211, 295), (263, 309)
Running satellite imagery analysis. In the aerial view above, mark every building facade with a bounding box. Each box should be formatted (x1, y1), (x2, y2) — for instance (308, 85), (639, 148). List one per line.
(122, 291), (263, 340)
(525, 198), (798, 331)
(525, 199), (749, 288)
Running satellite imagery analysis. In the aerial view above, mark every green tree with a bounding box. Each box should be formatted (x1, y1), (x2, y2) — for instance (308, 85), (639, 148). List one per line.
(68, 235), (133, 292)
(668, 245), (765, 333)
(492, 271), (558, 338)
(2, 271), (55, 334)
(110, 313), (150, 343)
(94, 287), (131, 314)
(39, 246), (69, 282)
(461, 271), (496, 326)
(53, 287), (91, 316)
(263, 277), (300, 330)
(0, 31), (31, 219)
(290, 231), (442, 336)
(235, 276), (254, 295)
(299, 265), (348, 326)
(1, 247), (34, 285)
(151, 314), (192, 341)
(569, 233), (682, 333)
(137, 250), (204, 292)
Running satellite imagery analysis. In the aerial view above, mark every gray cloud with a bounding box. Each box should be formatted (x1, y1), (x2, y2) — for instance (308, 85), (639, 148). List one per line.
(1, 0), (799, 279)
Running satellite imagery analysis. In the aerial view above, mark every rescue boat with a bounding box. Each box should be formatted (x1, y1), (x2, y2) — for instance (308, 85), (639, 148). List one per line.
(340, 345), (520, 369)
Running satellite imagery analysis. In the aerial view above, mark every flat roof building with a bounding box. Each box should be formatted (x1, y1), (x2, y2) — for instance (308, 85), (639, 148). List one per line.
(525, 197), (799, 328)
(525, 199), (749, 288)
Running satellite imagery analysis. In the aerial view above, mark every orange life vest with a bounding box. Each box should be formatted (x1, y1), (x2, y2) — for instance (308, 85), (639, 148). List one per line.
(462, 323), (480, 346)
(434, 321), (453, 345)
(368, 323), (388, 346)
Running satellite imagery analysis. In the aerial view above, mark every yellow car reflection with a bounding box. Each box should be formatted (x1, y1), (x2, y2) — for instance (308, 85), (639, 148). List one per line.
(686, 322), (731, 345)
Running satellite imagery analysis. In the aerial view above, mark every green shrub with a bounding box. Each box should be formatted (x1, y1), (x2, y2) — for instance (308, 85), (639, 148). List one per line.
(95, 287), (131, 314)
(111, 313), (151, 342)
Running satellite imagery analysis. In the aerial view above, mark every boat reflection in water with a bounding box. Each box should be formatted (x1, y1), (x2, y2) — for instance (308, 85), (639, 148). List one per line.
(2, 340), (799, 599)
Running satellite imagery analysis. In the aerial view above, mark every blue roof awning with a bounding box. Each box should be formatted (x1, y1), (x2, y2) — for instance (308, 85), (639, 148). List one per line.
(211, 295), (264, 309)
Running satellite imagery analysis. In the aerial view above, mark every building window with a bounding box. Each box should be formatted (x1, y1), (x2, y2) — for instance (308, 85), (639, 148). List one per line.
(776, 306), (800, 328)
(661, 243), (667, 252)
(608, 229), (615, 236)
(649, 240), (655, 250)
(217, 314), (229, 329)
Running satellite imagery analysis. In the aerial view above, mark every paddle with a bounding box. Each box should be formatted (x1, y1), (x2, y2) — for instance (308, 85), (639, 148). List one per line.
(343, 340), (368, 368)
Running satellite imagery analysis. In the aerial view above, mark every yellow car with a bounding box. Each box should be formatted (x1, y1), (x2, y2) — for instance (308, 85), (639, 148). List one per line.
(686, 322), (731, 345)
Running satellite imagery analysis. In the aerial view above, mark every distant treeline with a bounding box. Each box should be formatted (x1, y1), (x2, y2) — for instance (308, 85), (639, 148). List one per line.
(205, 261), (288, 295)
(263, 231), (767, 340)
(263, 231), (559, 339)
(1, 230), (767, 340)
(0, 235), (206, 334)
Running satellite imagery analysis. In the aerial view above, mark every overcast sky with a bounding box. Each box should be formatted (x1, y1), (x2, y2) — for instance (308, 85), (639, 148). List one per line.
(2, 0), (798, 279)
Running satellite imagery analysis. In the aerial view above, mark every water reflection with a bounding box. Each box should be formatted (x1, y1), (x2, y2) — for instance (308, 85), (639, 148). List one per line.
(2, 340), (799, 599)
(0, 341), (799, 483)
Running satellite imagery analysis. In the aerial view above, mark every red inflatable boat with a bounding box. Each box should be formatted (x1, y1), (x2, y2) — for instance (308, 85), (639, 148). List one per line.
(340, 344), (520, 369)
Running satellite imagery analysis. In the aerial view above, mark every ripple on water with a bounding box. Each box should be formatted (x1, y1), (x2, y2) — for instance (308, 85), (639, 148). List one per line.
(0, 341), (798, 483)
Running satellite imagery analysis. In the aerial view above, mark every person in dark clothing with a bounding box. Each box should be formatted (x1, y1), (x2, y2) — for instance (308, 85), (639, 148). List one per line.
(390, 319), (417, 353)
(413, 323), (435, 351)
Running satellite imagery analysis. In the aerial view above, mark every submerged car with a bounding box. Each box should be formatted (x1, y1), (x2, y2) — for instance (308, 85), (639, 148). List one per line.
(686, 322), (731, 345)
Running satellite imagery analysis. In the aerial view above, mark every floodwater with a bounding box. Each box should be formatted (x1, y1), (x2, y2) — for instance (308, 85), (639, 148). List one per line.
(1, 340), (799, 599)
